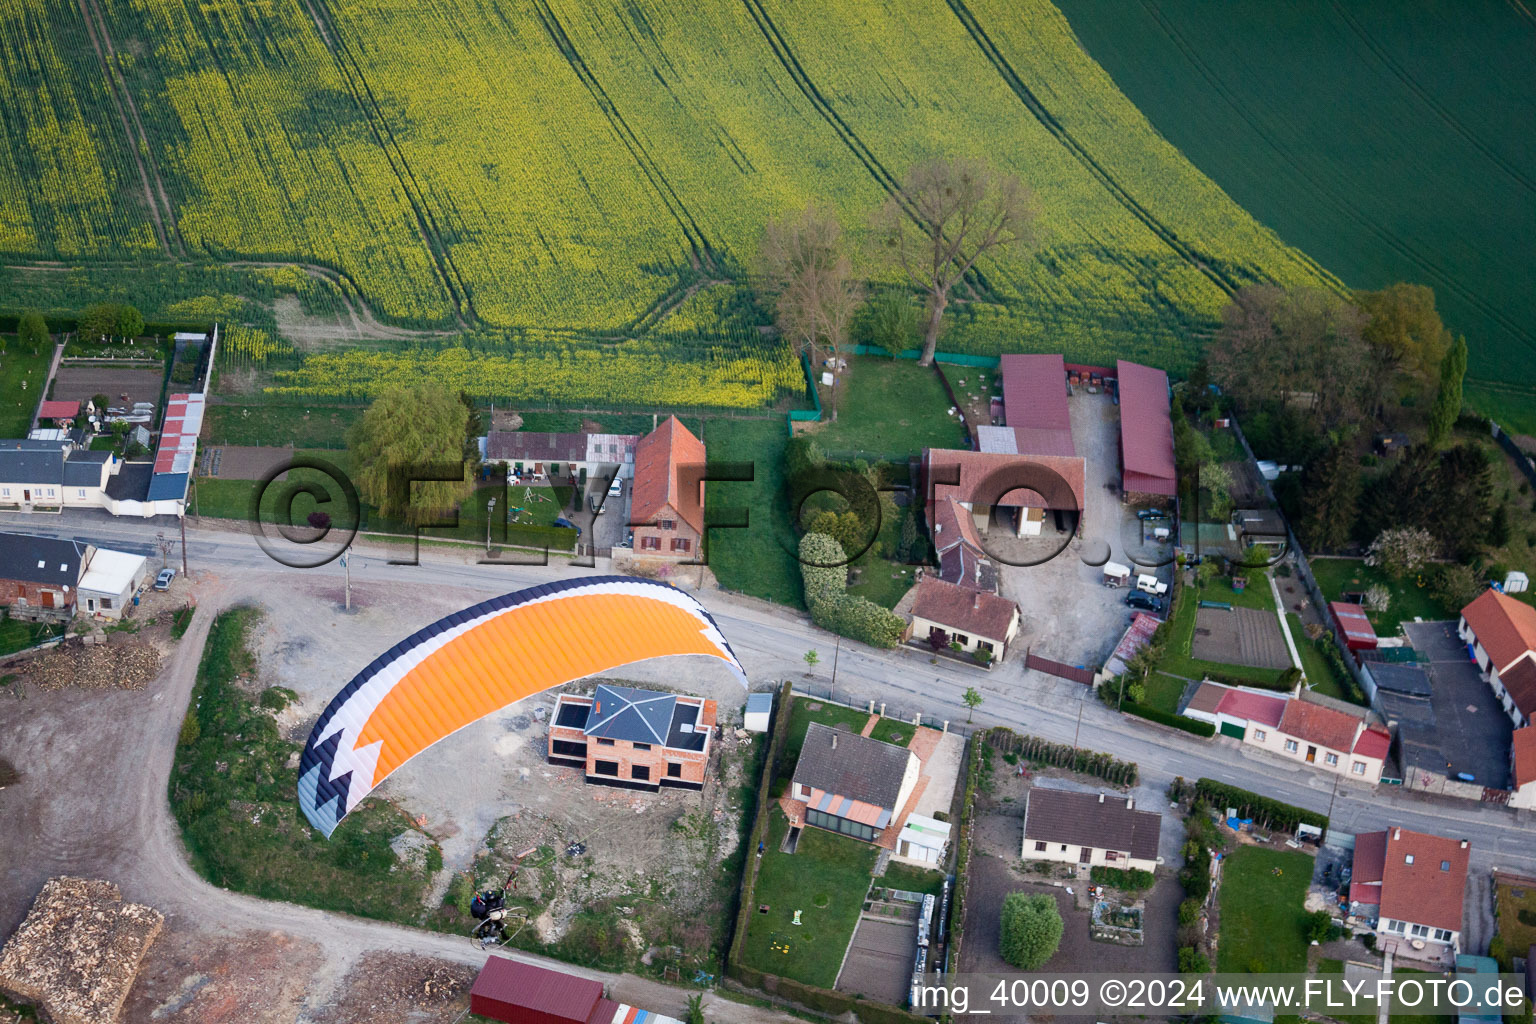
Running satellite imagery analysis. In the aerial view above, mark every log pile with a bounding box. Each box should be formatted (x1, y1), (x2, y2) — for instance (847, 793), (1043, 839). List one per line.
(28, 636), (161, 692)
(0, 877), (163, 1024)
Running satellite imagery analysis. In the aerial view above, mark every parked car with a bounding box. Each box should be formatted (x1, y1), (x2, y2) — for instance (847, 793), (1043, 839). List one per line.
(588, 494), (606, 515)
(1135, 573), (1169, 596)
(553, 517), (582, 538)
(153, 568), (176, 591)
(607, 476), (623, 499)
(1136, 508), (1169, 521)
(1125, 591), (1163, 612)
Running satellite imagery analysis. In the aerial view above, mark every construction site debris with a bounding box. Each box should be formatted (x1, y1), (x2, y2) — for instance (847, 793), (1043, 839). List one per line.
(19, 636), (162, 692)
(0, 877), (164, 1024)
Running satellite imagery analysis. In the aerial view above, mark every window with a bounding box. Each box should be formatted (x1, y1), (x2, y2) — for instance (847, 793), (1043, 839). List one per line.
(551, 740), (587, 758)
(1352, 761), (1367, 775)
(1325, 753), (1339, 766)
(954, 633), (970, 646)
(1254, 730), (1267, 741)
(1285, 740), (1298, 753)
(805, 808), (876, 843)
(101, 598), (112, 610)
(1404, 855), (1415, 865)
(1434, 928), (1453, 942)
(1104, 851), (1119, 862)
(1059, 844), (1068, 853)
(1410, 924), (1428, 937)
(667, 762), (682, 778)
(1387, 920), (1405, 933)
(978, 640), (994, 654)
(1034, 841), (1047, 852)
(670, 538), (690, 553)
(596, 737), (615, 747)
(631, 765), (650, 782)
(641, 536), (660, 550)
(659, 519), (675, 531)
(594, 760), (619, 777)
(1, 488), (7, 496)
(77, 489), (86, 498)
(633, 742), (651, 751)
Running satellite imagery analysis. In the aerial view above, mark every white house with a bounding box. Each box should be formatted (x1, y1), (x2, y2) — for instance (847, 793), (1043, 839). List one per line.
(1458, 588), (1536, 727)
(907, 577), (1021, 662)
(1021, 788), (1161, 873)
(787, 723), (919, 845)
(76, 549), (150, 620)
(1349, 827), (1469, 958)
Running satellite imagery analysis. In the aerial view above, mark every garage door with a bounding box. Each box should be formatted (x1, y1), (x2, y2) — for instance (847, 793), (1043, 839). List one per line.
(1220, 721), (1245, 739)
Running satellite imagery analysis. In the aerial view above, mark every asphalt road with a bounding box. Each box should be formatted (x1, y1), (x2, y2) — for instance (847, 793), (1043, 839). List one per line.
(5, 512), (1535, 962)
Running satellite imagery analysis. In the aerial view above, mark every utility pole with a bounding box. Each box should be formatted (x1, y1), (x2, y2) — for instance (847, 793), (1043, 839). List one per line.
(341, 546), (351, 611)
(486, 496), (497, 557)
(1073, 697), (1085, 750)
(831, 636), (841, 701)
(179, 508), (188, 576)
(1325, 773), (1341, 823)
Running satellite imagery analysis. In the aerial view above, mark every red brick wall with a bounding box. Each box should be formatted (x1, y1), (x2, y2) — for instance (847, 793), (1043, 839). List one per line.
(631, 503), (701, 559)
(0, 578), (72, 611)
(547, 725), (708, 786)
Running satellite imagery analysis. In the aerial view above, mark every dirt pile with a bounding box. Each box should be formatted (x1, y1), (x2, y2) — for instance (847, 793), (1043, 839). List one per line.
(0, 877), (163, 1024)
(26, 636), (162, 692)
(311, 952), (476, 1024)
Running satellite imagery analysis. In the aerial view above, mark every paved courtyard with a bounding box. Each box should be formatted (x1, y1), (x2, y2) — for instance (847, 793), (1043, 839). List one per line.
(1404, 620), (1513, 788)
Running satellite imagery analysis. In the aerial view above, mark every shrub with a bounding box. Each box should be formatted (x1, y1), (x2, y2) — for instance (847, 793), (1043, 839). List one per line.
(1191, 779), (1328, 833)
(1089, 866), (1154, 891)
(1362, 933), (1376, 951)
(1122, 702), (1217, 737)
(1278, 667), (1302, 689)
(1178, 898), (1201, 926)
(1306, 910), (1332, 943)
(999, 892), (1063, 970)
(258, 686), (297, 712)
(1518, 908), (1536, 928)
(1178, 946), (1210, 974)
(444, 871), (474, 916)
(973, 647), (993, 666)
(177, 713), (201, 747)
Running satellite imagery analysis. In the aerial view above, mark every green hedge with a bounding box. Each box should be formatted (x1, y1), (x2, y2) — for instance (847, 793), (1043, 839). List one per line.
(727, 681), (794, 964)
(946, 736), (984, 973)
(1122, 702), (1216, 737)
(1089, 866), (1154, 891)
(799, 532), (904, 649)
(983, 728), (1139, 786)
(1192, 778), (1328, 834)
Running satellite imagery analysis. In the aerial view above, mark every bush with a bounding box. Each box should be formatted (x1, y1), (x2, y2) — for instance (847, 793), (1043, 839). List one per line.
(999, 892), (1063, 970)
(1518, 908), (1536, 928)
(444, 871), (474, 916)
(1178, 898), (1201, 926)
(1178, 946), (1210, 974)
(258, 686), (297, 712)
(1122, 702), (1217, 737)
(1191, 779), (1328, 833)
(1362, 933), (1376, 951)
(1278, 667), (1302, 689)
(1305, 910), (1332, 944)
(1089, 866), (1154, 891)
(177, 713), (201, 747)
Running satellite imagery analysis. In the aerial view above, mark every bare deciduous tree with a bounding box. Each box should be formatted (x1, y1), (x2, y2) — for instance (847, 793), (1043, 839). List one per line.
(875, 157), (1041, 365)
(758, 203), (864, 417)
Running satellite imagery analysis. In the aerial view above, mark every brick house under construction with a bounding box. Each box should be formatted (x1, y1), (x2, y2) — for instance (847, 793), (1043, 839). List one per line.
(547, 683), (716, 791)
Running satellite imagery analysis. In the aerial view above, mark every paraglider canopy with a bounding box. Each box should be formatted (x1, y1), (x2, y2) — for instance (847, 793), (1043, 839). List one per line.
(297, 575), (746, 836)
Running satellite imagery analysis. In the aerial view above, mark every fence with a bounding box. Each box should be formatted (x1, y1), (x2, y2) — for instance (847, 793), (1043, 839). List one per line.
(787, 684), (975, 738)
(1491, 421), (1536, 491)
(1024, 649), (1095, 686)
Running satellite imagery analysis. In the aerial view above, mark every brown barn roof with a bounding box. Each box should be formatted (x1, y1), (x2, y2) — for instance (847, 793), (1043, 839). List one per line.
(631, 417), (705, 534)
(469, 957), (603, 1024)
(909, 577), (1018, 642)
(1461, 589), (1536, 672)
(1278, 699), (1362, 753)
(932, 495), (984, 555)
(1116, 360), (1175, 496)
(999, 353), (1074, 457)
(1512, 726), (1536, 789)
(485, 430), (588, 464)
(923, 449), (1086, 516)
(1023, 788), (1160, 861)
(1500, 658), (1536, 721)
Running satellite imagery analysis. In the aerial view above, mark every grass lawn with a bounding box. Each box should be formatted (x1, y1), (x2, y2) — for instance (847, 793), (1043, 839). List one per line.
(844, 493), (918, 610)
(514, 411), (704, 437)
(1494, 879), (1536, 957)
(703, 418), (801, 607)
(782, 696), (872, 767)
(1141, 672), (1188, 714)
(1157, 583), (1289, 687)
(810, 356), (965, 457)
(0, 343), (50, 437)
(738, 807), (877, 988)
(1315, 960), (1453, 1024)
(1216, 846), (1314, 973)
(202, 402), (361, 449)
(880, 861), (945, 896)
(1289, 613), (1364, 705)
(0, 616), (55, 657)
(867, 716), (915, 747)
(1309, 558), (1455, 633)
(171, 608), (438, 924)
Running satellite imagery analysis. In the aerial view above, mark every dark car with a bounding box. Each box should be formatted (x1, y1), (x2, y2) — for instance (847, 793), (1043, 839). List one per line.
(1125, 591), (1163, 613)
(553, 516), (582, 538)
(1136, 508), (1169, 521)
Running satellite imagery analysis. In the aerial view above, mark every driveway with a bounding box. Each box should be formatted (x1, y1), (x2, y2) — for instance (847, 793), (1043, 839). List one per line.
(1403, 620), (1513, 789)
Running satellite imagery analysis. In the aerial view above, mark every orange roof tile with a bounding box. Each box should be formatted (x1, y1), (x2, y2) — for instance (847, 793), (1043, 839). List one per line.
(1513, 726), (1536, 789)
(631, 417), (705, 535)
(1278, 699), (1362, 753)
(1461, 589), (1536, 673)
(1378, 828), (1470, 932)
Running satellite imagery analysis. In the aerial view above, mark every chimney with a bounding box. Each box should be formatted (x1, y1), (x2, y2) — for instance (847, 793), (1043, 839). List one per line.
(1126, 798), (1134, 810)
(973, 593), (981, 611)
(831, 732), (837, 750)
(1393, 828), (1401, 841)
(1098, 793), (1105, 803)
(1460, 840), (1468, 849)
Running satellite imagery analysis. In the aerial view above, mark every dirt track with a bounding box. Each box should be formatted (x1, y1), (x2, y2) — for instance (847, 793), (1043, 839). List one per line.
(0, 573), (788, 1023)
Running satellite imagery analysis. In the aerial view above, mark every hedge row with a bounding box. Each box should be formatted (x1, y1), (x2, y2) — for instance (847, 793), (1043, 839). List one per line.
(1122, 702), (1216, 737)
(726, 682), (794, 964)
(983, 728), (1139, 787)
(946, 736), (985, 973)
(799, 532), (904, 648)
(726, 965), (928, 1024)
(1191, 778), (1328, 834)
(1089, 866), (1154, 891)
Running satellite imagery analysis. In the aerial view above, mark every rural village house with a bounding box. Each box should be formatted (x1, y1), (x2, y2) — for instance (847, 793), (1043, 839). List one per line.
(1458, 588), (1536, 728)
(786, 723), (919, 845)
(629, 416), (705, 559)
(483, 430), (638, 483)
(1511, 726), (1536, 811)
(1349, 827), (1470, 957)
(906, 576), (1020, 662)
(546, 684), (715, 791)
(0, 533), (90, 622)
(931, 495), (996, 592)
(1182, 684), (1390, 783)
(1020, 788), (1161, 873)
(76, 549), (150, 620)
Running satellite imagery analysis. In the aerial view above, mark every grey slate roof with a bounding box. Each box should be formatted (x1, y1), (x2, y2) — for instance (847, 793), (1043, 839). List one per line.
(104, 462), (152, 502)
(0, 532), (87, 585)
(792, 722), (912, 812)
(584, 684), (677, 745)
(1023, 788), (1161, 861)
(0, 441), (66, 485)
(62, 451), (111, 487)
(486, 431), (587, 464)
(1368, 661), (1433, 697)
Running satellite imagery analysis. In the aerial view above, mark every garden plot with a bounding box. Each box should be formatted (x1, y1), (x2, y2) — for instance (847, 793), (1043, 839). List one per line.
(1192, 605), (1290, 671)
(51, 365), (164, 412)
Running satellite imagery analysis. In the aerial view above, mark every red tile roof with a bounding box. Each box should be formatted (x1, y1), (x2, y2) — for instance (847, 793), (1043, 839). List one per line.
(1378, 828), (1470, 932)
(1330, 601), (1379, 649)
(1461, 589), (1536, 673)
(1500, 657), (1536, 722)
(1278, 699), (1362, 753)
(998, 353), (1074, 457)
(631, 416), (705, 534)
(1116, 360), (1175, 496)
(909, 577), (1019, 642)
(1352, 726), (1391, 761)
(37, 400), (79, 420)
(1214, 689), (1286, 728)
(1349, 881), (1382, 905)
(932, 495), (984, 555)
(1353, 830), (1388, 884)
(923, 449), (1086, 517)
(1513, 726), (1536, 789)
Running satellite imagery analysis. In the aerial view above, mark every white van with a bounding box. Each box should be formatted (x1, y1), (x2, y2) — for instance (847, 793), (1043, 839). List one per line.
(1136, 574), (1169, 596)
